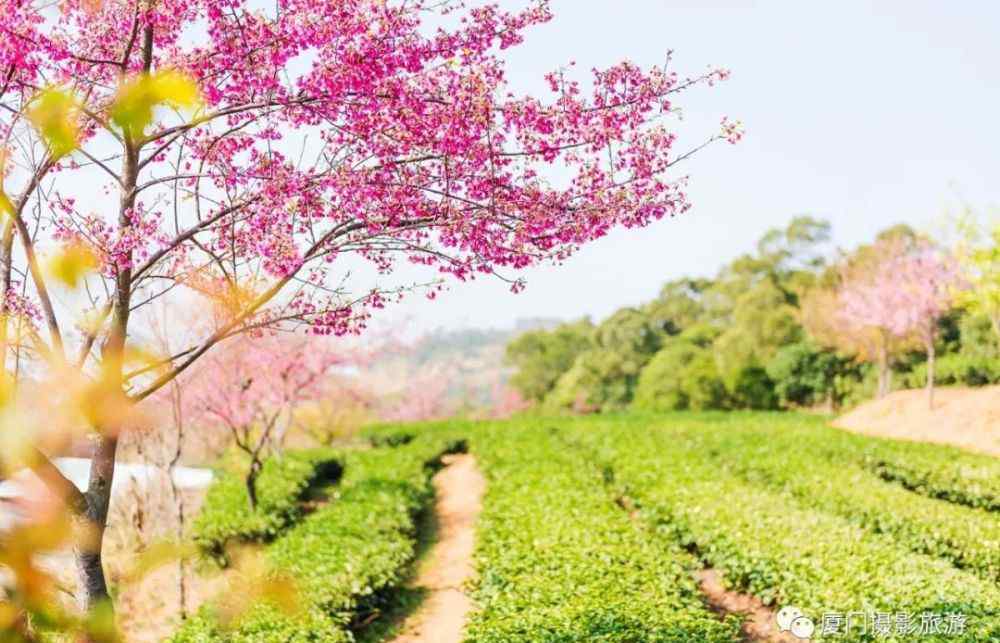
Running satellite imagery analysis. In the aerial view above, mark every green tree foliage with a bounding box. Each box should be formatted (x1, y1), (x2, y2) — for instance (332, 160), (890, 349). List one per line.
(713, 279), (802, 378)
(706, 216), (830, 318)
(702, 217), (831, 404)
(727, 366), (779, 409)
(644, 278), (711, 335)
(506, 215), (1000, 414)
(545, 309), (663, 411)
(504, 319), (594, 403)
(706, 217), (829, 381)
(516, 217), (837, 413)
(955, 220), (1000, 340)
(632, 337), (727, 411)
(765, 341), (860, 409)
(959, 312), (1000, 358)
(545, 349), (629, 412)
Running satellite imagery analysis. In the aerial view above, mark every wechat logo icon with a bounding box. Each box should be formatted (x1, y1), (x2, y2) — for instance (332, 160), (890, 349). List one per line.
(776, 606), (815, 639)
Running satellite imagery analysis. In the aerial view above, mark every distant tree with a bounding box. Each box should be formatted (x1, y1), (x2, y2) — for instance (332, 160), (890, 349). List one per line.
(290, 381), (374, 446)
(834, 235), (964, 406)
(765, 341), (858, 409)
(592, 308), (665, 360)
(955, 222), (1000, 340)
(546, 309), (664, 412)
(633, 337), (726, 411)
(802, 286), (897, 399)
(877, 243), (966, 408)
(489, 385), (532, 419)
(723, 366), (776, 410)
(802, 227), (920, 399)
(381, 363), (452, 422)
(706, 216), (831, 322)
(706, 217), (830, 397)
(675, 321), (723, 348)
(713, 279), (802, 380)
(756, 215), (833, 292)
(835, 245), (910, 400)
(546, 349), (631, 413)
(181, 335), (349, 508)
(644, 278), (711, 335)
(544, 217), (835, 414)
(505, 319), (594, 403)
(959, 312), (1000, 359)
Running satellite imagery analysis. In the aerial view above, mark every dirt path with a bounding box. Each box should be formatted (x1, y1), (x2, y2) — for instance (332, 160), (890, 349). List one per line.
(833, 386), (1000, 457)
(389, 453), (485, 643)
(612, 494), (803, 642)
(697, 569), (806, 642)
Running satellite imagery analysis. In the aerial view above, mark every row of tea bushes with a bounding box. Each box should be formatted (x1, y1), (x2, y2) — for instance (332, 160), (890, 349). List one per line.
(192, 448), (343, 561)
(575, 417), (1000, 642)
(462, 420), (739, 643)
(174, 435), (460, 642)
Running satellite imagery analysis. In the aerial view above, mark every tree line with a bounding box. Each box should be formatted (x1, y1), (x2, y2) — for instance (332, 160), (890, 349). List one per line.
(505, 215), (1000, 413)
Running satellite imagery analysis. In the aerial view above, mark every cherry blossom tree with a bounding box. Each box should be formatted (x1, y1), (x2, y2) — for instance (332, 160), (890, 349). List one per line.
(178, 333), (351, 508)
(802, 286), (898, 400)
(837, 237), (964, 405)
(836, 247), (906, 399)
(0, 0), (735, 614)
(380, 362), (452, 421)
(879, 243), (965, 408)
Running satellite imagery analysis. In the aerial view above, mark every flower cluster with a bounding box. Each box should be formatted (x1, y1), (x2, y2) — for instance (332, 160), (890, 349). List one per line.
(0, 0), (734, 375)
(839, 238), (966, 343)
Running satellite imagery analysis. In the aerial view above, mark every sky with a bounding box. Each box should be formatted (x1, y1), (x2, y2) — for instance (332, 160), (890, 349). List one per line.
(387, 0), (1000, 333)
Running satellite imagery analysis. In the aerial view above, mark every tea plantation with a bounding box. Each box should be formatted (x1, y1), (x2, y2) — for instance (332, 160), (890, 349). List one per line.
(175, 413), (1000, 642)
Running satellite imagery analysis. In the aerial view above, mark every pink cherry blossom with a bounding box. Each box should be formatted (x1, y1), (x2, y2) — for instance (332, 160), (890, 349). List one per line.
(0, 0), (734, 611)
(173, 332), (359, 506)
(839, 238), (965, 405)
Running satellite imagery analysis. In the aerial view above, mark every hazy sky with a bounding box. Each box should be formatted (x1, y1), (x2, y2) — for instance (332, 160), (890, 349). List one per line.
(388, 0), (1000, 332)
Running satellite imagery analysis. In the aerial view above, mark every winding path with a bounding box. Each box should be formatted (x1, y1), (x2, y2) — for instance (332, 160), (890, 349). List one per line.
(697, 569), (806, 642)
(389, 453), (485, 643)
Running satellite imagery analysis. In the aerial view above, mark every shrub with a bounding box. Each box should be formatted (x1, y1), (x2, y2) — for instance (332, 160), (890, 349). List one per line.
(192, 448), (342, 562)
(174, 435), (462, 642)
(464, 419), (738, 642)
(633, 340), (727, 411)
(366, 430), (415, 447)
(726, 365), (778, 410)
(900, 353), (1000, 388)
(576, 417), (1000, 642)
(544, 349), (636, 412)
(765, 341), (859, 408)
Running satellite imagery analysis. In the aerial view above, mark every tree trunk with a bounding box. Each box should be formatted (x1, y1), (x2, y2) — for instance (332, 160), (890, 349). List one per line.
(0, 218), (15, 363)
(76, 42), (146, 615)
(168, 381), (188, 619)
(926, 337), (936, 410)
(876, 337), (890, 399)
(175, 488), (188, 620)
(77, 433), (118, 612)
(246, 460), (261, 511)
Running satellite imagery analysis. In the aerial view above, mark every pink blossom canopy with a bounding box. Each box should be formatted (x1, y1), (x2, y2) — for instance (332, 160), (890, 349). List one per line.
(0, 0), (736, 399)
